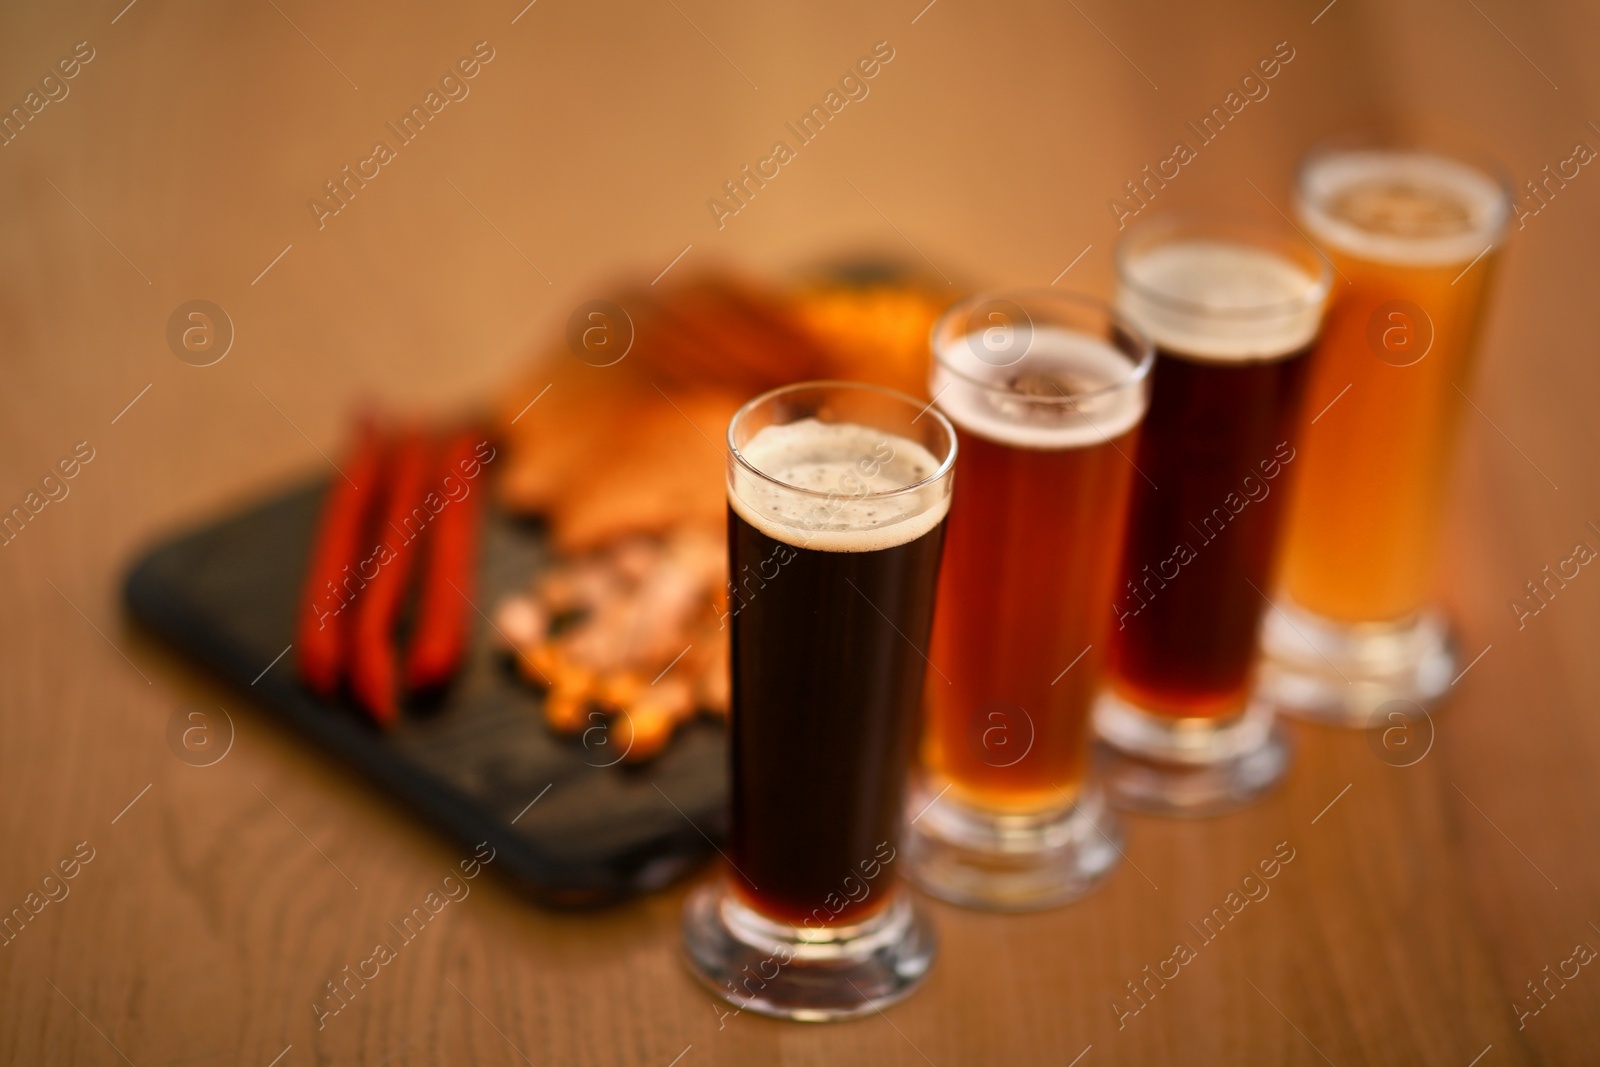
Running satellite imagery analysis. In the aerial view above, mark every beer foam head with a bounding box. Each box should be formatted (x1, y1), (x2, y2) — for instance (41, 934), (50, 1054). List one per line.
(729, 419), (950, 552)
(1297, 149), (1508, 266)
(1116, 240), (1326, 362)
(932, 326), (1148, 449)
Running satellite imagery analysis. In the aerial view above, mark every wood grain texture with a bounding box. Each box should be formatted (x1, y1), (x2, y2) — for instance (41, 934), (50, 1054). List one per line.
(1, 0), (1597, 1063)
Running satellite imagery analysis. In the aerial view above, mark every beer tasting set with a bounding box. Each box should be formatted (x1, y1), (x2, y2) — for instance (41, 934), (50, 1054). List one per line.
(127, 134), (1509, 1020)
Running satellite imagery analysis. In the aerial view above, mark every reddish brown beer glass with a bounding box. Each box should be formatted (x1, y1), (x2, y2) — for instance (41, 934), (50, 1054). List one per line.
(907, 290), (1153, 910)
(1094, 214), (1331, 814)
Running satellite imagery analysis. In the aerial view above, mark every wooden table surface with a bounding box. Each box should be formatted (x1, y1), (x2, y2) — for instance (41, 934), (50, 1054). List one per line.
(3, 0), (1597, 1063)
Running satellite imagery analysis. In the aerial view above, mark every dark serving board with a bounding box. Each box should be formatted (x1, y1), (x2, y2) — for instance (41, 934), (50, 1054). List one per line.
(123, 481), (727, 907)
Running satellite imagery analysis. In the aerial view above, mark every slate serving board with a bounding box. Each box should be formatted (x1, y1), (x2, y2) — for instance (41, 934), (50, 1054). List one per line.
(123, 481), (727, 907)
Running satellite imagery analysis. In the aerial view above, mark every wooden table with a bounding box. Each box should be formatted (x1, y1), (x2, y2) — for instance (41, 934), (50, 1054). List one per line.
(2, 0), (1595, 1062)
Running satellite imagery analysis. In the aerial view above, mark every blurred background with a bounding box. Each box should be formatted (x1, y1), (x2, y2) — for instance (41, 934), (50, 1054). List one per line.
(2, 0), (1597, 1063)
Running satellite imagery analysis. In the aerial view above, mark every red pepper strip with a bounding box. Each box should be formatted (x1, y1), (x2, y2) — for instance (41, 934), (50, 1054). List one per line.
(296, 421), (385, 697)
(404, 431), (490, 695)
(349, 432), (432, 726)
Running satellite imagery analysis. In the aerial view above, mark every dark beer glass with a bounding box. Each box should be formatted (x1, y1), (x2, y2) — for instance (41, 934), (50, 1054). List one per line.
(1095, 214), (1331, 814)
(681, 381), (956, 1021)
(906, 290), (1153, 910)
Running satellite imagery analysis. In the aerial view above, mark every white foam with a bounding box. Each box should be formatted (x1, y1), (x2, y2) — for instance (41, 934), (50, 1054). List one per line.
(932, 326), (1147, 449)
(1297, 150), (1508, 267)
(1117, 240), (1325, 362)
(728, 419), (950, 552)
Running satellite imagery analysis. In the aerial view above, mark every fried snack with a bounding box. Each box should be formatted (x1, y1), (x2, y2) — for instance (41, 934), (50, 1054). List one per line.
(496, 373), (654, 517)
(549, 389), (737, 552)
(496, 273), (841, 531)
(619, 275), (841, 395)
(497, 530), (726, 762)
(789, 281), (948, 399)
(612, 677), (694, 761)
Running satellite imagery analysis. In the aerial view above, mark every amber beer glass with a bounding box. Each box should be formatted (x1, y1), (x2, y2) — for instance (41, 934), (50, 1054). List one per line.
(1262, 141), (1510, 723)
(1094, 215), (1331, 814)
(906, 291), (1153, 910)
(681, 381), (956, 1020)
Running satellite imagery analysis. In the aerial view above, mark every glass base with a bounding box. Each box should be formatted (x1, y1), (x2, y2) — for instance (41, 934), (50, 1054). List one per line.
(1258, 599), (1457, 727)
(904, 781), (1121, 911)
(1092, 692), (1291, 816)
(680, 879), (936, 1022)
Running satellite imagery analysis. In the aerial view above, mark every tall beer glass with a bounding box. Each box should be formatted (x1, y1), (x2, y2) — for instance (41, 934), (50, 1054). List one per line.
(1262, 139), (1510, 724)
(1094, 215), (1331, 814)
(681, 381), (955, 1020)
(906, 291), (1152, 910)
